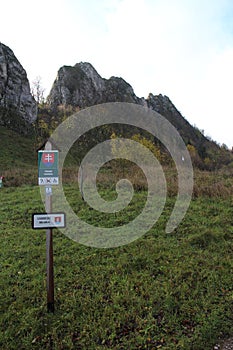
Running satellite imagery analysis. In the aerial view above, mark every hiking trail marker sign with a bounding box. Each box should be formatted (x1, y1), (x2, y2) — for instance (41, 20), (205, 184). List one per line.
(38, 150), (59, 185)
(32, 213), (66, 229)
(36, 143), (60, 313)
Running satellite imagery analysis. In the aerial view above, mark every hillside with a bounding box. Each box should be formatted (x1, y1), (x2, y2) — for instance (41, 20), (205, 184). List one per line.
(44, 62), (233, 170)
(1, 185), (233, 349)
(0, 126), (36, 170)
(1, 45), (233, 350)
(0, 43), (232, 171)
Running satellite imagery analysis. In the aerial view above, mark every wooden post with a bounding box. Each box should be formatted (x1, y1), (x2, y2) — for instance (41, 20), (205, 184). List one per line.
(79, 163), (84, 200)
(45, 141), (55, 313)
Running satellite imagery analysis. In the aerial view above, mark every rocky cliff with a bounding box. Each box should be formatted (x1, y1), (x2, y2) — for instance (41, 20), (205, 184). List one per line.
(47, 62), (204, 151)
(47, 61), (232, 168)
(0, 43), (37, 128)
(47, 62), (143, 108)
(0, 44), (231, 168)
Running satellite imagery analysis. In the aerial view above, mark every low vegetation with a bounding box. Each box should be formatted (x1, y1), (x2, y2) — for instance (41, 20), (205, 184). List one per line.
(1, 124), (233, 349)
(1, 167), (233, 349)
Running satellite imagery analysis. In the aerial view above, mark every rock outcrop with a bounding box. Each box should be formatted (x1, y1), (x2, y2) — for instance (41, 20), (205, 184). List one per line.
(47, 62), (204, 149)
(0, 43), (37, 125)
(47, 62), (143, 108)
(147, 93), (201, 145)
(47, 61), (229, 168)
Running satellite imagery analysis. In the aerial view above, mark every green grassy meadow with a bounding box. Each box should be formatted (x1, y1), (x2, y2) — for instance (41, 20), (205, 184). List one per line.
(0, 125), (233, 349)
(0, 181), (233, 349)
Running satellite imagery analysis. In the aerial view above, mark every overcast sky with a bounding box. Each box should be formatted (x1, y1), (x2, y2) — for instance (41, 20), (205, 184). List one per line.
(1, 0), (233, 147)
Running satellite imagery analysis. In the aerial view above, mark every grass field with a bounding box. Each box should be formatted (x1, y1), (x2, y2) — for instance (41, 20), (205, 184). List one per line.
(0, 181), (233, 349)
(0, 126), (233, 349)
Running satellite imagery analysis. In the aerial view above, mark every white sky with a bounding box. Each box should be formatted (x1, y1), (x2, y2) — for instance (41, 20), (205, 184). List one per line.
(1, 0), (233, 147)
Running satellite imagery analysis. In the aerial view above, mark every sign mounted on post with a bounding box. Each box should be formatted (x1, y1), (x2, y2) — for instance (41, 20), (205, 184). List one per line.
(32, 213), (66, 229)
(38, 150), (59, 185)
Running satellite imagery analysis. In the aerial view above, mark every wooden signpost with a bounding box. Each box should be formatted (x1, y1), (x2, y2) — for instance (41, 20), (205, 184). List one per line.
(34, 140), (61, 313)
(45, 141), (54, 312)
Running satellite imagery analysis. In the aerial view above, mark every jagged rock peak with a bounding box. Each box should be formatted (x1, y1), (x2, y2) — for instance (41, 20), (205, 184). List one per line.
(47, 62), (142, 109)
(147, 93), (179, 114)
(0, 43), (37, 124)
(75, 62), (105, 91)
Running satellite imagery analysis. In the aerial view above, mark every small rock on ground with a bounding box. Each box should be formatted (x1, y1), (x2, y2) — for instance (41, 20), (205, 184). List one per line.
(214, 337), (233, 350)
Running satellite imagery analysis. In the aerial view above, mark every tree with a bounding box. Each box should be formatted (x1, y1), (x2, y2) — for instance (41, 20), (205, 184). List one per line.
(110, 133), (165, 175)
(31, 76), (45, 105)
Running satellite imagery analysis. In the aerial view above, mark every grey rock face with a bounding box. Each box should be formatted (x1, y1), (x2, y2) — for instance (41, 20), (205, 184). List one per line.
(47, 62), (142, 108)
(146, 92), (205, 146)
(47, 61), (204, 148)
(0, 43), (37, 124)
(47, 62), (211, 149)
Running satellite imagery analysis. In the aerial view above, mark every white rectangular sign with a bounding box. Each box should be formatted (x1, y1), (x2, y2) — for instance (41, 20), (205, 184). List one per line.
(32, 213), (66, 229)
(38, 177), (59, 185)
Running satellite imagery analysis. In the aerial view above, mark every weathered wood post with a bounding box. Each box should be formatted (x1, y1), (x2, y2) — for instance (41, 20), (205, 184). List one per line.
(45, 141), (55, 313)
(36, 139), (61, 312)
(79, 163), (84, 200)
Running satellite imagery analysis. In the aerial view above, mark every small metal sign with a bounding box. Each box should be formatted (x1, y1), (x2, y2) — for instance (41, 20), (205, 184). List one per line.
(38, 150), (59, 185)
(32, 213), (66, 229)
(45, 186), (53, 196)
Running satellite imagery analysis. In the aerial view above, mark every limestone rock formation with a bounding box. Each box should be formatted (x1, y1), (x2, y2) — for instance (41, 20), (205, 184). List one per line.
(47, 62), (204, 148)
(47, 62), (142, 108)
(147, 93), (201, 145)
(0, 43), (37, 126)
(48, 61), (229, 168)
